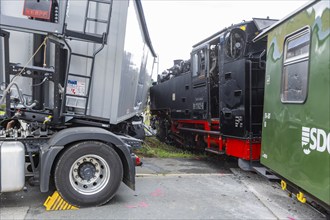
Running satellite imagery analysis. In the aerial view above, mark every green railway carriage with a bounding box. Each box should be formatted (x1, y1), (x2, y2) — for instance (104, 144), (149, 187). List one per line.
(255, 0), (330, 209)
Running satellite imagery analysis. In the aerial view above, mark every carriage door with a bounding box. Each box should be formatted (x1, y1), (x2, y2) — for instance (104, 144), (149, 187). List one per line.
(191, 47), (209, 120)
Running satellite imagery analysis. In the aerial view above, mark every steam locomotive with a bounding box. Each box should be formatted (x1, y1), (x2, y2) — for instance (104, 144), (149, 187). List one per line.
(150, 18), (277, 167)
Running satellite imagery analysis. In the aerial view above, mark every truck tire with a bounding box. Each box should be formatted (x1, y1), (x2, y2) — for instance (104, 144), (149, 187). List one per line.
(54, 141), (123, 207)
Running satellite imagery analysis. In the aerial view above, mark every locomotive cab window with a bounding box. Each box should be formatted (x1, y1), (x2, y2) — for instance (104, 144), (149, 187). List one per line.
(281, 28), (310, 103)
(192, 49), (206, 77)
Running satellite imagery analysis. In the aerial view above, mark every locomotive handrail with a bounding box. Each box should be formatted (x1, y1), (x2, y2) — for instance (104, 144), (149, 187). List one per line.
(258, 49), (266, 69)
(178, 127), (220, 135)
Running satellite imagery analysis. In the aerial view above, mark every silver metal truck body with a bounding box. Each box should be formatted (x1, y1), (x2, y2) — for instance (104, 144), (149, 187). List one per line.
(0, 0), (156, 124)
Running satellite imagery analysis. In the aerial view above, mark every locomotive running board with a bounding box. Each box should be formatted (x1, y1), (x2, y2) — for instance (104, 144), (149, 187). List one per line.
(253, 166), (280, 181)
(205, 148), (225, 155)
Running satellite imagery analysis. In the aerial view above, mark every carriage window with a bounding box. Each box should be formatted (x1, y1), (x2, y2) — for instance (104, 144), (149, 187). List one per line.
(281, 28), (310, 103)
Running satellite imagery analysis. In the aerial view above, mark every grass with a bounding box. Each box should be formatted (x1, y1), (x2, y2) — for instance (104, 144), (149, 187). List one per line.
(134, 136), (205, 159)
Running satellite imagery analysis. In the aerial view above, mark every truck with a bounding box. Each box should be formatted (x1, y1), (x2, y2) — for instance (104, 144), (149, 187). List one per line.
(0, 0), (156, 207)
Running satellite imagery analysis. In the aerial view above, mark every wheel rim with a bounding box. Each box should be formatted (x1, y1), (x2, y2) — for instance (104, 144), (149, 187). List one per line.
(69, 154), (110, 195)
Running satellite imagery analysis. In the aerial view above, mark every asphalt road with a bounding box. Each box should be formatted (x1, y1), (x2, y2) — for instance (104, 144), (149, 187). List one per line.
(0, 158), (326, 219)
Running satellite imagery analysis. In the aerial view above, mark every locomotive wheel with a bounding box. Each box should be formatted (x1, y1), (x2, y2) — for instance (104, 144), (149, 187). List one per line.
(54, 141), (123, 207)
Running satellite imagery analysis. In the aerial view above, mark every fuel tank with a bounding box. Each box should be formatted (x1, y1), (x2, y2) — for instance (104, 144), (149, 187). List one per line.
(0, 141), (25, 192)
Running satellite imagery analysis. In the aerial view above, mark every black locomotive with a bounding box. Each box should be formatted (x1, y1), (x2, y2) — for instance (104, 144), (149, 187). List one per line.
(150, 18), (277, 166)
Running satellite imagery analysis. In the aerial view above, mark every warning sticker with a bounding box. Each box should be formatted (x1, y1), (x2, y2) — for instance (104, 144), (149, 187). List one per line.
(67, 80), (86, 96)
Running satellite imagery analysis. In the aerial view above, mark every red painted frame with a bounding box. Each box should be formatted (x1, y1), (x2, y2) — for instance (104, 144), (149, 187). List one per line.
(172, 119), (261, 160)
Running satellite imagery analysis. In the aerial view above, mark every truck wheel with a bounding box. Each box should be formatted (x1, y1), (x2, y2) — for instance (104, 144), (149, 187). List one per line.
(54, 141), (123, 207)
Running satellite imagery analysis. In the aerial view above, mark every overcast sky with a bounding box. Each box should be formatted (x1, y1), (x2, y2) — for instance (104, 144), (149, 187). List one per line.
(142, 0), (310, 78)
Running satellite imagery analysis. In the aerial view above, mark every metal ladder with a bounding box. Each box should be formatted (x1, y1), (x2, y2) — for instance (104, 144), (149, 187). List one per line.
(83, 0), (112, 36)
(62, 0), (113, 116)
(249, 60), (265, 135)
(65, 0), (113, 44)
